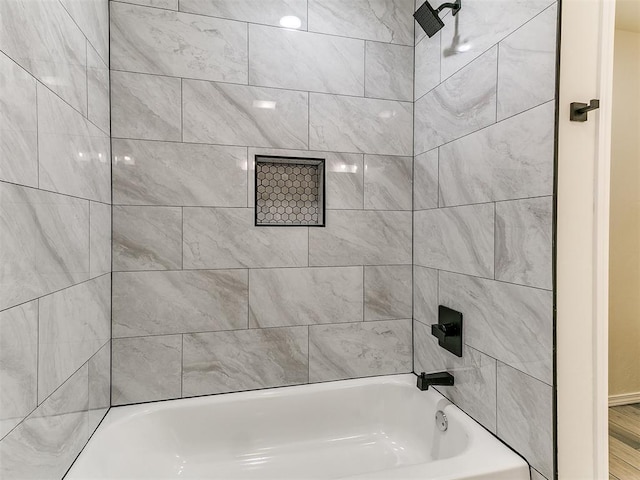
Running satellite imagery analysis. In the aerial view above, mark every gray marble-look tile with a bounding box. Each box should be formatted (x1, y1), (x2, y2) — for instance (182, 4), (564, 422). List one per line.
(310, 93), (413, 156)
(113, 139), (247, 207)
(497, 4), (557, 120)
(183, 327), (309, 396)
(438, 101), (555, 207)
(0, 0), (87, 112)
(530, 468), (548, 480)
(38, 84), (111, 204)
(180, 0), (307, 29)
(414, 204), (494, 277)
(439, 0), (555, 80)
(113, 270), (248, 337)
(364, 265), (411, 320)
(183, 207), (308, 269)
(412, 266), (438, 325)
(0, 53), (37, 188)
(308, 0), (414, 45)
(38, 275), (110, 403)
(439, 271), (553, 385)
(364, 155), (412, 210)
(111, 71), (181, 141)
(309, 319), (412, 382)
(0, 301), (38, 439)
(497, 362), (553, 478)
(0, 184), (89, 311)
(0, 364), (89, 480)
(89, 202), (111, 279)
(414, 321), (497, 432)
(60, 0), (109, 64)
(413, 149), (438, 210)
(309, 210), (411, 266)
(112, 335), (182, 405)
(111, 2), (248, 84)
(248, 148), (364, 210)
(121, 0), (178, 10)
(250, 24), (364, 96)
(183, 80), (309, 149)
(496, 197), (553, 290)
(414, 31), (441, 100)
(88, 341), (110, 432)
(87, 42), (110, 135)
(113, 205), (182, 271)
(249, 267), (363, 328)
(365, 41), (413, 101)
(414, 47), (497, 154)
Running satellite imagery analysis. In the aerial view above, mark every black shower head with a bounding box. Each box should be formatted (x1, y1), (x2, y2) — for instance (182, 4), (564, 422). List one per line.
(414, 0), (461, 38)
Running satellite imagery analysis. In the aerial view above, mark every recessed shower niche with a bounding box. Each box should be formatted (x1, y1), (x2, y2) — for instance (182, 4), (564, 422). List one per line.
(254, 156), (326, 227)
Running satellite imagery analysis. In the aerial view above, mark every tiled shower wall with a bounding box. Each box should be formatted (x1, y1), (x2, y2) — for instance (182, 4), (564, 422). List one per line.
(110, 0), (415, 405)
(412, 1), (557, 479)
(0, 0), (111, 478)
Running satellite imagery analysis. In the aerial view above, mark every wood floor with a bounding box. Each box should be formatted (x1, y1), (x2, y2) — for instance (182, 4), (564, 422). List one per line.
(610, 403), (640, 479)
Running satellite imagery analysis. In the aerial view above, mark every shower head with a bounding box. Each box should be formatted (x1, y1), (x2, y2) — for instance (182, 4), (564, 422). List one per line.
(414, 0), (461, 38)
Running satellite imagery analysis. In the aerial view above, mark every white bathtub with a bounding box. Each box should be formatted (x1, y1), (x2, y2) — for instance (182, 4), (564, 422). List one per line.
(66, 374), (529, 480)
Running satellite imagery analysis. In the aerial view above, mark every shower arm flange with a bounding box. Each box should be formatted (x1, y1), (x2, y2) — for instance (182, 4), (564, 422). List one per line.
(436, 0), (461, 16)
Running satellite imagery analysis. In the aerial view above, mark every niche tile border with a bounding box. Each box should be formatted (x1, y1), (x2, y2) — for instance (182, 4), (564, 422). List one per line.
(254, 155), (326, 227)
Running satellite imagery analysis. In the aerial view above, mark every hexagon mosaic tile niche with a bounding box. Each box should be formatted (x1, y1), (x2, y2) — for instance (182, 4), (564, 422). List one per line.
(255, 156), (325, 226)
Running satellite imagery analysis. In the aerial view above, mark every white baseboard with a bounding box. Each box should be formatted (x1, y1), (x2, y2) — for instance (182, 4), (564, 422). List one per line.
(609, 391), (640, 406)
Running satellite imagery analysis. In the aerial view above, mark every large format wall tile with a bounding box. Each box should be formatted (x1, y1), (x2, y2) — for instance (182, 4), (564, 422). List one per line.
(414, 321), (497, 432)
(38, 84), (111, 204)
(438, 101), (555, 207)
(439, 272), (553, 385)
(88, 342), (110, 432)
(364, 155), (412, 210)
(111, 2), (248, 84)
(111, 71), (182, 141)
(309, 319), (412, 382)
(414, 32), (440, 100)
(249, 267), (363, 328)
(413, 149), (438, 210)
(38, 276), (111, 403)
(364, 42), (413, 101)
(87, 43), (110, 135)
(113, 206), (182, 271)
(308, 0), (414, 45)
(113, 270), (248, 337)
(0, 364), (89, 480)
(113, 140), (247, 207)
(180, 0), (308, 29)
(112, 335), (182, 405)
(497, 4), (557, 120)
(414, 204), (494, 277)
(414, 47), (497, 154)
(0, 0), (87, 112)
(0, 302), (38, 439)
(497, 363), (553, 478)
(364, 265), (412, 320)
(247, 147), (364, 210)
(0, 53), (37, 188)
(249, 25), (364, 96)
(496, 197), (553, 290)
(89, 202), (111, 278)
(183, 207), (308, 268)
(309, 210), (411, 266)
(60, 0), (109, 64)
(413, 266), (438, 325)
(123, 0), (178, 10)
(439, 0), (554, 80)
(309, 93), (412, 156)
(183, 80), (309, 149)
(0, 184), (89, 311)
(183, 327), (309, 396)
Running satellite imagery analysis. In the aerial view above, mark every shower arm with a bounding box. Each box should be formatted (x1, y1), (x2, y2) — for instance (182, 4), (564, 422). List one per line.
(436, 0), (461, 16)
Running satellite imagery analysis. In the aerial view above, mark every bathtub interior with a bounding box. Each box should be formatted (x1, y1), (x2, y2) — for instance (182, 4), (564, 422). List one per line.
(67, 376), (477, 479)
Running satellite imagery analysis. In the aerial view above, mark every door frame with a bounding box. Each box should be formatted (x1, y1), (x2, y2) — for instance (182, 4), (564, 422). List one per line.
(556, 0), (616, 478)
